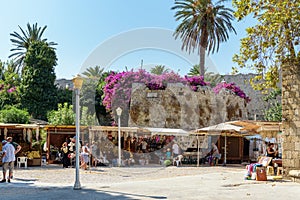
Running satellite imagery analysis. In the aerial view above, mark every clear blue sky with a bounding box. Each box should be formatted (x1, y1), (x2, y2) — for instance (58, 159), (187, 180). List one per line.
(0, 0), (255, 79)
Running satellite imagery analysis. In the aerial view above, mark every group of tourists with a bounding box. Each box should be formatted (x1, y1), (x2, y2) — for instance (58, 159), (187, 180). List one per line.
(0, 137), (22, 183)
(60, 137), (98, 170)
(119, 135), (176, 153)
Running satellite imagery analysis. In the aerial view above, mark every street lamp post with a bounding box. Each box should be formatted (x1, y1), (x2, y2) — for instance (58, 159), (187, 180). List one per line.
(116, 107), (122, 167)
(72, 74), (83, 190)
(221, 79), (227, 167)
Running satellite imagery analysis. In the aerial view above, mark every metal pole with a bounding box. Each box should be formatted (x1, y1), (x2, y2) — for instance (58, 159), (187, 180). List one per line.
(197, 135), (200, 167)
(118, 115), (121, 167)
(89, 128), (91, 171)
(73, 88), (81, 190)
(223, 133), (227, 167)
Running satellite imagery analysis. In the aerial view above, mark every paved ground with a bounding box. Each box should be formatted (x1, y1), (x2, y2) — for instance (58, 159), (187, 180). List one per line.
(0, 164), (299, 200)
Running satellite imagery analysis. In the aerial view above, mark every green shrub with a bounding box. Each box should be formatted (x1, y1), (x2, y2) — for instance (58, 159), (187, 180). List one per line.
(164, 159), (172, 167)
(47, 102), (75, 125)
(0, 106), (30, 124)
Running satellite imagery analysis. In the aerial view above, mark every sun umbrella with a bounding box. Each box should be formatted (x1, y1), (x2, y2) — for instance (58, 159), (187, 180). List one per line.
(196, 123), (247, 134)
(191, 122), (255, 166)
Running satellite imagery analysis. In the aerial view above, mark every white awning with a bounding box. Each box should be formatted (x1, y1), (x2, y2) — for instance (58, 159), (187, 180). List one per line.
(190, 122), (255, 137)
(144, 127), (189, 136)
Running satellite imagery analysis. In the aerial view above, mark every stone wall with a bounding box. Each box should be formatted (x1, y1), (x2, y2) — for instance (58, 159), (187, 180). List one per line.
(128, 83), (248, 130)
(56, 73), (273, 122)
(224, 74), (273, 120)
(282, 59), (300, 181)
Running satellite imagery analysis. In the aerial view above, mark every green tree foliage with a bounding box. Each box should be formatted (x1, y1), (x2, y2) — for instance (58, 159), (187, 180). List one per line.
(80, 78), (99, 125)
(9, 23), (57, 72)
(150, 65), (169, 75)
(232, 1), (300, 92)
(0, 106), (30, 124)
(0, 60), (21, 109)
(47, 103), (75, 125)
(80, 106), (97, 126)
(96, 71), (113, 125)
(172, 0), (236, 76)
(204, 72), (223, 87)
(20, 41), (57, 120)
(188, 64), (201, 76)
(82, 65), (104, 80)
(263, 88), (282, 121)
(56, 87), (72, 107)
(264, 102), (282, 122)
(188, 65), (223, 86)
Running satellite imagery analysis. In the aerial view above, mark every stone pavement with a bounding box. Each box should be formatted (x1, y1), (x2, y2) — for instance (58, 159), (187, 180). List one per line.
(0, 164), (299, 200)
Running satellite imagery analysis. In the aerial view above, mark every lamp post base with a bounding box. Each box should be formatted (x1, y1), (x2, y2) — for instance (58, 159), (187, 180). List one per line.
(73, 181), (81, 190)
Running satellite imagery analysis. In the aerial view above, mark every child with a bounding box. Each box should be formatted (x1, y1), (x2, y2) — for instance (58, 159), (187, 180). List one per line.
(166, 148), (171, 160)
(80, 146), (89, 170)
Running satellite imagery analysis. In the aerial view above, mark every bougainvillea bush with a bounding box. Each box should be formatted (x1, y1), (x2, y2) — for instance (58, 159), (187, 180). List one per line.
(0, 83), (20, 110)
(102, 69), (210, 112)
(213, 82), (251, 103)
(184, 75), (209, 91)
(102, 70), (250, 114)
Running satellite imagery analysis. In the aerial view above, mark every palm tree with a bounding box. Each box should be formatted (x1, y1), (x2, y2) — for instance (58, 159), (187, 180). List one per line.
(150, 65), (169, 75)
(9, 23), (57, 72)
(188, 65), (200, 76)
(204, 71), (223, 87)
(172, 0), (236, 76)
(188, 64), (223, 86)
(82, 66), (104, 80)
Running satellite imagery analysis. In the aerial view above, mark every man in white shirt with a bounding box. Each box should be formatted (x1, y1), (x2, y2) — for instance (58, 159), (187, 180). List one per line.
(1, 140), (16, 183)
(172, 142), (180, 158)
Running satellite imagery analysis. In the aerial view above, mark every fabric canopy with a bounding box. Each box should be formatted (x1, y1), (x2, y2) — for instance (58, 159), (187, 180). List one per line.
(190, 121), (257, 166)
(191, 122), (252, 137)
(145, 127), (189, 136)
(229, 121), (260, 133)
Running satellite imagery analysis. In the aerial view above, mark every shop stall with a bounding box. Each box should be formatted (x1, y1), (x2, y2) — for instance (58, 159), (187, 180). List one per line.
(0, 123), (42, 166)
(88, 126), (150, 165)
(44, 125), (88, 164)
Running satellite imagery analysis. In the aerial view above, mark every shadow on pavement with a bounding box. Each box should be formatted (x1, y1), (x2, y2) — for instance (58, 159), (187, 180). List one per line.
(0, 184), (167, 200)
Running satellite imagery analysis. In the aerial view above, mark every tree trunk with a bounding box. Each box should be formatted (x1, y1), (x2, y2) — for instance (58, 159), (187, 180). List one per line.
(199, 45), (205, 77)
(199, 28), (208, 77)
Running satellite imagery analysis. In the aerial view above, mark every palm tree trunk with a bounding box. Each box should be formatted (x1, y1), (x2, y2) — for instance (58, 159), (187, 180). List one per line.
(199, 46), (205, 76)
(199, 29), (208, 77)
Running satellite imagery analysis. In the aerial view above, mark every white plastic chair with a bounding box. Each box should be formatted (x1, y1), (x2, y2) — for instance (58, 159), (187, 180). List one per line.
(173, 155), (183, 166)
(17, 157), (28, 168)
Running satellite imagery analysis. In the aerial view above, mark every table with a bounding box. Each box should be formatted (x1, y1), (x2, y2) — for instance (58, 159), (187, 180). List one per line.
(272, 159), (282, 167)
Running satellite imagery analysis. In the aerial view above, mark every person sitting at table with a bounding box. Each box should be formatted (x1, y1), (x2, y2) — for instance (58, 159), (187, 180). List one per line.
(266, 143), (278, 170)
(266, 143), (278, 159)
(210, 143), (221, 166)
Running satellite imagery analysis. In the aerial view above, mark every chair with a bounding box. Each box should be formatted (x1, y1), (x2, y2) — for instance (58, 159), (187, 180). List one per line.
(173, 155), (183, 166)
(17, 157), (28, 168)
(277, 167), (283, 176)
(266, 166), (274, 176)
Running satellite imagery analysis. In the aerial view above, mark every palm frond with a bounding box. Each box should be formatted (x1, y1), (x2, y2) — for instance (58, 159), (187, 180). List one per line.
(9, 23), (57, 73)
(172, 0), (236, 76)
